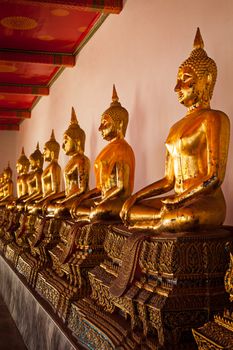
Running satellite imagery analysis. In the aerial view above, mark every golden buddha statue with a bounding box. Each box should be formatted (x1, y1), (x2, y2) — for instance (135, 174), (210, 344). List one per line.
(71, 85), (135, 222)
(16, 147), (30, 201)
(121, 28), (230, 232)
(23, 143), (44, 205)
(28, 130), (61, 213)
(46, 107), (90, 217)
(6, 147), (30, 211)
(0, 163), (13, 204)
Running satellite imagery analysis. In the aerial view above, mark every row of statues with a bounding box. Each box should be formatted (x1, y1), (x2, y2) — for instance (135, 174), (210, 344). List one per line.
(0, 28), (230, 233)
(0, 28), (231, 350)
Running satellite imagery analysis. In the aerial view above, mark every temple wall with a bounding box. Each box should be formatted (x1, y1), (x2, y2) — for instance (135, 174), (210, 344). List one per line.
(1, 0), (233, 223)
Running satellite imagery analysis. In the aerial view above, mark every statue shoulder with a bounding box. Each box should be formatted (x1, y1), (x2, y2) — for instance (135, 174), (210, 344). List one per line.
(202, 109), (230, 124)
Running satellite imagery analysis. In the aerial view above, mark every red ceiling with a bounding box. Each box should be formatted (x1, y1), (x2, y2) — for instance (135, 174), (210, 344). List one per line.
(0, 0), (123, 130)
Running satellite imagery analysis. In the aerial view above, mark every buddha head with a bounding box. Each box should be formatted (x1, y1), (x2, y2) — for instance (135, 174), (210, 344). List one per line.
(99, 85), (129, 141)
(175, 28), (217, 110)
(43, 130), (60, 161)
(29, 143), (44, 170)
(63, 107), (86, 155)
(16, 147), (30, 175)
(3, 163), (12, 181)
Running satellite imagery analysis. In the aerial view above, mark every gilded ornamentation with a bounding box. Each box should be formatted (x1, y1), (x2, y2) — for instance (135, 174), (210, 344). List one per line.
(121, 28), (230, 232)
(71, 85), (135, 223)
(225, 253), (233, 300)
(46, 108), (90, 217)
(28, 130), (61, 214)
(193, 252), (233, 349)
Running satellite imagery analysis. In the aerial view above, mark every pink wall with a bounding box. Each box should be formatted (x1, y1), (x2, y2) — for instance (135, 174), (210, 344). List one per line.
(1, 0), (233, 224)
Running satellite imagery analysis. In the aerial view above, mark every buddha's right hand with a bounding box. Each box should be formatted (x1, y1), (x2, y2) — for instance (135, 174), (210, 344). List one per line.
(120, 194), (137, 224)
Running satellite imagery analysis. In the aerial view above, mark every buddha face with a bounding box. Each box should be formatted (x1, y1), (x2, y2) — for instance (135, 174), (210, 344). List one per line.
(62, 134), (77, 155)
(3, 170), (10, 180)
(16, 162), (23, 175)
(43, 145), (52, 162)
(99, 114), (117, 141)
(175, 66), (205, 108)
(29, 157), (37, 170)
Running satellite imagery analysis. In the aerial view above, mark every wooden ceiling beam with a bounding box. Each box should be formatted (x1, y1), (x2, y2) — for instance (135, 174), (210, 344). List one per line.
(23, 0), (123, 14)
(0, 109), (31, 119)
(0, 50), (75, 67)
(0, 124), (20, 131)
(0, 84), (49, 96)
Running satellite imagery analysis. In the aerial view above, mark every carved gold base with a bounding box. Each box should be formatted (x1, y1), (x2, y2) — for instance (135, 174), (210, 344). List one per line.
(193, 309), (233, 349)
(5, 242), (24, 267)
(36, 270), (78, 320)
(71, 226), (233, 349)
(15, 215), (66, 287)
(35, 223), (109, 320)
(28, 216), (61, 261)
(0, 210), (20, 254)
(68, 297), (198, 350)
(0, 236), (13, 254)
(16, 252), (41, 287)
(68, 298), (141, 350)
(15, 217), (62, 287)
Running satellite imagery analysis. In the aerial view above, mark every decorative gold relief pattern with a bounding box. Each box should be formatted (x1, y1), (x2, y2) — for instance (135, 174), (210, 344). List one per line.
(68, 302), (115, 350)
(17, 255), (31, 282)
(193, 252), (233, 349)
(36, 272), (60, 310)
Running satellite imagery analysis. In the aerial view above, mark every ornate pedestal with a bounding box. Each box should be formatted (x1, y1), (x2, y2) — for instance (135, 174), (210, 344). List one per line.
(193, 251), (233, 349)
(5, 213), (36, 267)
(193, 312), (233, 349)
(68, 226), (233, 350)
(35, 222), (108, 320)
(0, 209), (21, 254)
(16, 216), (61, 287)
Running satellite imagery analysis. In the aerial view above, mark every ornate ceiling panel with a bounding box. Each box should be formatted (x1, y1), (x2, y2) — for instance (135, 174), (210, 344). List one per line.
(0, 0), (122, 130)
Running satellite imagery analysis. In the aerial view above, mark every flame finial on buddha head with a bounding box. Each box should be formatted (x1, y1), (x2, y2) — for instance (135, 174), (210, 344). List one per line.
(102, 85), (129, 136)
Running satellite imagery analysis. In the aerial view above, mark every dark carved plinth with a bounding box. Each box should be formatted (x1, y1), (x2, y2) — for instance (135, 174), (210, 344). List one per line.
(68, 226), (233, 350)
(4, 213), (36, 267)
(193, 250), (233, 349)
(35, 222), (108, 320)
(193, 314), (233, 349)
(0, 210), (21, 254)
(16, 216), (61, 287)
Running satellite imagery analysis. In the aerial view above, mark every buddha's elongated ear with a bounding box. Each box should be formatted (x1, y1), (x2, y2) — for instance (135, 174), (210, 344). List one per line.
(206, 72), (213, 87)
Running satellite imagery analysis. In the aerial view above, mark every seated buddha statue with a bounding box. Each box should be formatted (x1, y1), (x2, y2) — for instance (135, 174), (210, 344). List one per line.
(0, 163), (13, 205)
(28, 130), (61, 214)
(6, 147), (30, 211)
(46, 107), (90, 217)
(14, 144), (43, 240)
(120, 28), (230, 233)
(71, 85), (135, 222)
(15, 147), (30, 202)
(22, 143), (43, 207)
